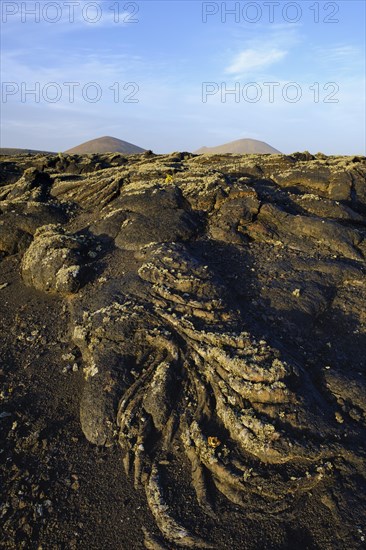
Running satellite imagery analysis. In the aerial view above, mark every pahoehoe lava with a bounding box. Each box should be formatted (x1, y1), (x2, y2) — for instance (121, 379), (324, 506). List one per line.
(1, 150), (366, 549)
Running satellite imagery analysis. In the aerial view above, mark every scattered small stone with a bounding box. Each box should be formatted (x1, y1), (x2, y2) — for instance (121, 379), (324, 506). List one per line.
(62, 353), (75, 362)
(36, 504), (43, 517)
(335, 412), (344, 424)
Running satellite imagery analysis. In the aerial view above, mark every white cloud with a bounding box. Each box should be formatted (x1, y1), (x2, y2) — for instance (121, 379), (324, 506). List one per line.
(225, 48), (287, 76)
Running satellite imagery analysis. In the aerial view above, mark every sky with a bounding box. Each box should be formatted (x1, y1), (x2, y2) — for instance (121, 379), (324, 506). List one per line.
(1, 0), (365, 154)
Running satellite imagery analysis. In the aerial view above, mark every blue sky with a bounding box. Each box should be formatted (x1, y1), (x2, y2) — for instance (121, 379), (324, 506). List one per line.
(1, 0), (365, 154)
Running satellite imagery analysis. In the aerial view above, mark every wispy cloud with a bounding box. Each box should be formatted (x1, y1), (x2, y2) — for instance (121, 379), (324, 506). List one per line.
(313, 44), (365, 73)
(1, 49), (143, 84)
(225, 48), (287, 76)
(317, 45), (359, 62)
(223, 24), (301, 78)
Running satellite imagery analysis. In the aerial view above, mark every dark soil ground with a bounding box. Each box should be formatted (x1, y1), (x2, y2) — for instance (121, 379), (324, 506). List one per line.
(0, 255), (157, 549)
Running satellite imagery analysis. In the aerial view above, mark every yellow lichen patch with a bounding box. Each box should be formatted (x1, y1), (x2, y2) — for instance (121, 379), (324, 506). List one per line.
(207, 436), (221, 449)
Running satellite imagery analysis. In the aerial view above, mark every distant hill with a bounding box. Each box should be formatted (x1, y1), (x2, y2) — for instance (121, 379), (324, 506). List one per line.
(0, 148), (56, 156)
(64, 136), (146, 155)
(194, 139), (281, 155)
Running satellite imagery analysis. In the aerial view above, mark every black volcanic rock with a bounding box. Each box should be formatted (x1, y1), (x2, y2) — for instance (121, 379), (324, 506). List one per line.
(1, 151), (366, 549)
(91, 185), (201, 250)
(21, 225), (95, 294)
